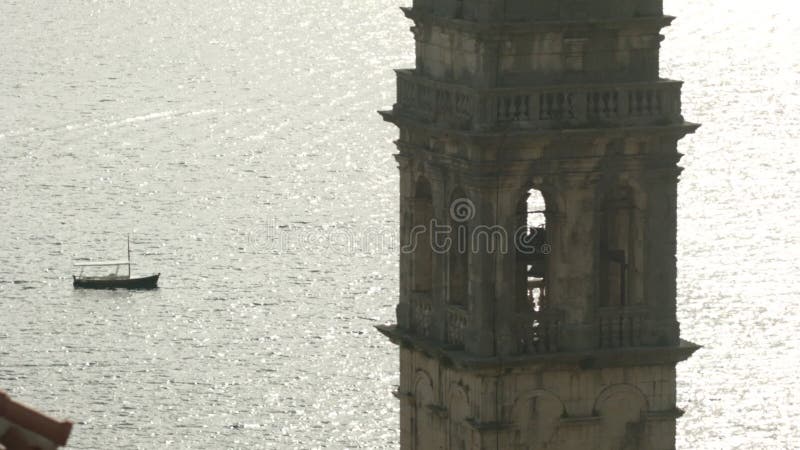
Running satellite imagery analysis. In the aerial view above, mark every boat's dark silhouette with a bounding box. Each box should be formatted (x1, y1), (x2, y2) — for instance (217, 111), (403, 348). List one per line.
(72, 273), (159, 290)
(72, 236), (159, 290)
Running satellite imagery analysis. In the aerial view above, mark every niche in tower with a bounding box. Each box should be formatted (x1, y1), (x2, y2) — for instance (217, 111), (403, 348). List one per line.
(412, 177), (433, 293)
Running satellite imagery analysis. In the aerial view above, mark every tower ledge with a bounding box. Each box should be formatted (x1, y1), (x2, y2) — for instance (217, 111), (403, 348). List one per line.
(376, 324), (699, 373)
(380, 108), (700, 141)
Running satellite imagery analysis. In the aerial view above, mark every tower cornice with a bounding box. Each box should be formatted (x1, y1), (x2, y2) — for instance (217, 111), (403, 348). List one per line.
(401, 7), (675, 35)
(381, 109), (699, 144)
(376, 324), (699, 374)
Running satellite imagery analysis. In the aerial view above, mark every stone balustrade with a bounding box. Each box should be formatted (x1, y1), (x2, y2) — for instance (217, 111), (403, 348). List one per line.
(597, 306), (648, 348)
(404, 296), (650, 354)
(515, 309), (565, 354)
(446, 306), (468, 348)
(394, 69), (683, 131)
(410, 292), (433, 338)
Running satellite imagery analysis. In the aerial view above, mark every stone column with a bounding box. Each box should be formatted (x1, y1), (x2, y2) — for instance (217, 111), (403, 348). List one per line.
(466, 183), (499, 357)
(428, 164), (450, 342)
(550, 174), (597, 351)
(397, 155), (413, 329)
(493, 181), (528, 356)
(644, 162), (681, 346)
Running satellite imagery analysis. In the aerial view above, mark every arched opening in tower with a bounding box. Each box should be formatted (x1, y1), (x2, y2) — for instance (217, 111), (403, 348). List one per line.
(515, 187), (557, 353)
(520, 188), (548, 312)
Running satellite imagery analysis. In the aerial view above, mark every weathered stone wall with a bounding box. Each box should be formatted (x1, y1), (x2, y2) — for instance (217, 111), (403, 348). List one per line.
(398, 349), (680, 450)
(415, 23), (664, 85)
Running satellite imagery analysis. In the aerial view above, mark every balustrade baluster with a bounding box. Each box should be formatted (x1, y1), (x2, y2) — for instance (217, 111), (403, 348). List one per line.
(539, 94), (547, 120)
(611, 92), (619, 115)
(632, 315), (641, 346)
(522, 95), (531, 120)
(654, 90), (663, 114)
(627, 92), (634, 116)
(622, 314), (631, 346)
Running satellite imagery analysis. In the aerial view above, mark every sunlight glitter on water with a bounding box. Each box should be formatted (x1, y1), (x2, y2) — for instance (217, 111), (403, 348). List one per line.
(0, 0), (797, 448)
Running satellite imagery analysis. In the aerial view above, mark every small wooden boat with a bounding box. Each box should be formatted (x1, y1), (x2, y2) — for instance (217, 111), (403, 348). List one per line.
(73, 237), (159, 290)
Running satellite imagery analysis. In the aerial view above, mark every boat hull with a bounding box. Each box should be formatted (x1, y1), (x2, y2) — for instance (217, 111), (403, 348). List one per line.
(73, 274), (160, 290)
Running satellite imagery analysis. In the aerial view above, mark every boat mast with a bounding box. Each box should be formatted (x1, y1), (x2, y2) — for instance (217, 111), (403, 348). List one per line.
(127, 234), (131, 278)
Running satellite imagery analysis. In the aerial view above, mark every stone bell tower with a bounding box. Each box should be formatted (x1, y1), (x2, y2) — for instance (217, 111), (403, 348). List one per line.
(378, 1), (699, 449)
